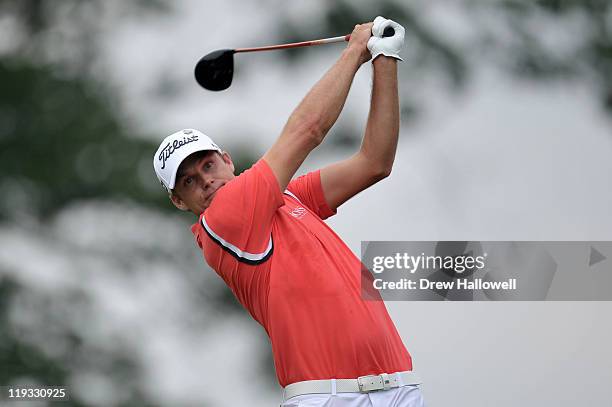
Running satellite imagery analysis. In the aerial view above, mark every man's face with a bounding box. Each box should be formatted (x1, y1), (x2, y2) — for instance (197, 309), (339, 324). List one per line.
(170, 150), (235, 215)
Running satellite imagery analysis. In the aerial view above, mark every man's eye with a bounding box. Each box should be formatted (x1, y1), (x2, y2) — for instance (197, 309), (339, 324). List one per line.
(184, 177), (193, 186)
(205, 162), (214, 169)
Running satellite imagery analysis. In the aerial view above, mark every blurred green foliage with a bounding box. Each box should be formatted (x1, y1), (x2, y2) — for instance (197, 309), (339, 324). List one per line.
(0, 0), (175, 220)
(0, 2), (177, 405)
(0, 59), (169, 219)
(0, 276), (156, 406)
(0, 278), (67, 385)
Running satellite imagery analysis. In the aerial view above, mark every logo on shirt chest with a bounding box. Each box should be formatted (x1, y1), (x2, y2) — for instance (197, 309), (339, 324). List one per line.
(290, 206), (307, 219)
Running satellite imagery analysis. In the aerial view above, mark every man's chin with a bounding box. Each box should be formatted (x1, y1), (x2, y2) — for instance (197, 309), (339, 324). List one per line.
(200, 186), (224, 211)
(200, 194), (216, 211)
(208, 189), (220, 202)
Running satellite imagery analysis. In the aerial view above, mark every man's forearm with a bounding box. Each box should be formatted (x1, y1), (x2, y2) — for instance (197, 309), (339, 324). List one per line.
(263, 23), (372, 191)
(360, 57), (399, 174)
(286, 47), (362, 140)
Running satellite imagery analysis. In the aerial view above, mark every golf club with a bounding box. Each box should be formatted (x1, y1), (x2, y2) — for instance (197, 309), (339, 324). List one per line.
(195, 27), (396, 91)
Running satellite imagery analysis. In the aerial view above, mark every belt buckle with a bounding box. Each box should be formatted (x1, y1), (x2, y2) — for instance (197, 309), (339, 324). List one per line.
(357, 374), (389, 393)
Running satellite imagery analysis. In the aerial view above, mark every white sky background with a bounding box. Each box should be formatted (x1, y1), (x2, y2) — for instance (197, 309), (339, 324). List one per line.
(3, 1), (612, 406)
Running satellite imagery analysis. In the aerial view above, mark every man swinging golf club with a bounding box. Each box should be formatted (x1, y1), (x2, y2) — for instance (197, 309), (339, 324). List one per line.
(154, 16), (425, 407)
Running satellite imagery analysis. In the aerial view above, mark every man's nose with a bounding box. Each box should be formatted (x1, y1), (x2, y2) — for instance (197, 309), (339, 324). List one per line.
(200, 175), (215, 189)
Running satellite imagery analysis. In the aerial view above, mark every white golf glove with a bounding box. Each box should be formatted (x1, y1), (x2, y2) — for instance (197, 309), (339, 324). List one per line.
(367, 16), (405, 61)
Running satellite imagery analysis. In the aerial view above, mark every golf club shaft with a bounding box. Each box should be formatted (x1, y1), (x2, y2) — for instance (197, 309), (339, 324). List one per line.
(235, 34), (350, 53)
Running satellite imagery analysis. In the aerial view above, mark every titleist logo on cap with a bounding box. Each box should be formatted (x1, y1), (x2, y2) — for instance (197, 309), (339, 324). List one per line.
(158, 134), (199, 169)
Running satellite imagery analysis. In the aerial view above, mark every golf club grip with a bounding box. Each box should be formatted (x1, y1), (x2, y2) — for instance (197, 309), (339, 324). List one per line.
(382, 26), (395, 37)
(344, 26), (395, 42)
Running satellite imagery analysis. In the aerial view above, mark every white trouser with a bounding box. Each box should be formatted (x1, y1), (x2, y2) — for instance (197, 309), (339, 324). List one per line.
(280, 384), (425, 407)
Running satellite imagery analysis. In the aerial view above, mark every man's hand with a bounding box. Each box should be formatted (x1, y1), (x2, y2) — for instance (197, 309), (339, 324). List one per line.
(367, 16), (405, 61)
(347, 22), (374, 65)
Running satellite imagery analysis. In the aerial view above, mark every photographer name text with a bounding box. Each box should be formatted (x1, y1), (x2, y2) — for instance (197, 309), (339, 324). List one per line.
(373, 278), (517, 291)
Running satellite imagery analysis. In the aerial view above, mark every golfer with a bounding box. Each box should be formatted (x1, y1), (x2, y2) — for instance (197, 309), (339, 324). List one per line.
(154, 17), (425, 407)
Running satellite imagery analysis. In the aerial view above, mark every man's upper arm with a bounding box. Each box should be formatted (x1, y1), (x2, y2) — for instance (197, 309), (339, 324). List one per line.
(320, 152), (388, 211)
(263, 116), (322, 193)
(203, 160), (284, 263)
(287, 170), (337, 220)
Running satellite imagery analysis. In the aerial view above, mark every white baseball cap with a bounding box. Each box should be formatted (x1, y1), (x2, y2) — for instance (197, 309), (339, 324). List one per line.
(153, 129), (222, 192)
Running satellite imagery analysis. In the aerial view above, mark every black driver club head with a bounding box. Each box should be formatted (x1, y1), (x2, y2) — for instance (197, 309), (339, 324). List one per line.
(194, 49), (236, 91)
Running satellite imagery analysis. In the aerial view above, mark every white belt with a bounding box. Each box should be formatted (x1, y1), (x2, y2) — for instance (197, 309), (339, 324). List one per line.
(283, 371), (421, 401)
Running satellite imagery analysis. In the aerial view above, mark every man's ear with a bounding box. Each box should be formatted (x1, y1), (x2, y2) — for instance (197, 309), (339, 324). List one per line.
(170, 191), (189, 211)
(221, 151), (235, 173)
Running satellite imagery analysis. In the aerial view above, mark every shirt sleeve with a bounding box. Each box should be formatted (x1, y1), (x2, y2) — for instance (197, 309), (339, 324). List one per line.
(286, 169), (337, 220)
(201, 159), (284, 264)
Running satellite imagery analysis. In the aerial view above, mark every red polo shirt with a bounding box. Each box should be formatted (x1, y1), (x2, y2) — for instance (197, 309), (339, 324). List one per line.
(191, 159), (412, 387)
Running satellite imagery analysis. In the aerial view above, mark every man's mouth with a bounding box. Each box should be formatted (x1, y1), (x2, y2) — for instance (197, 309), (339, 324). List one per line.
(206, 183), (225, 202)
